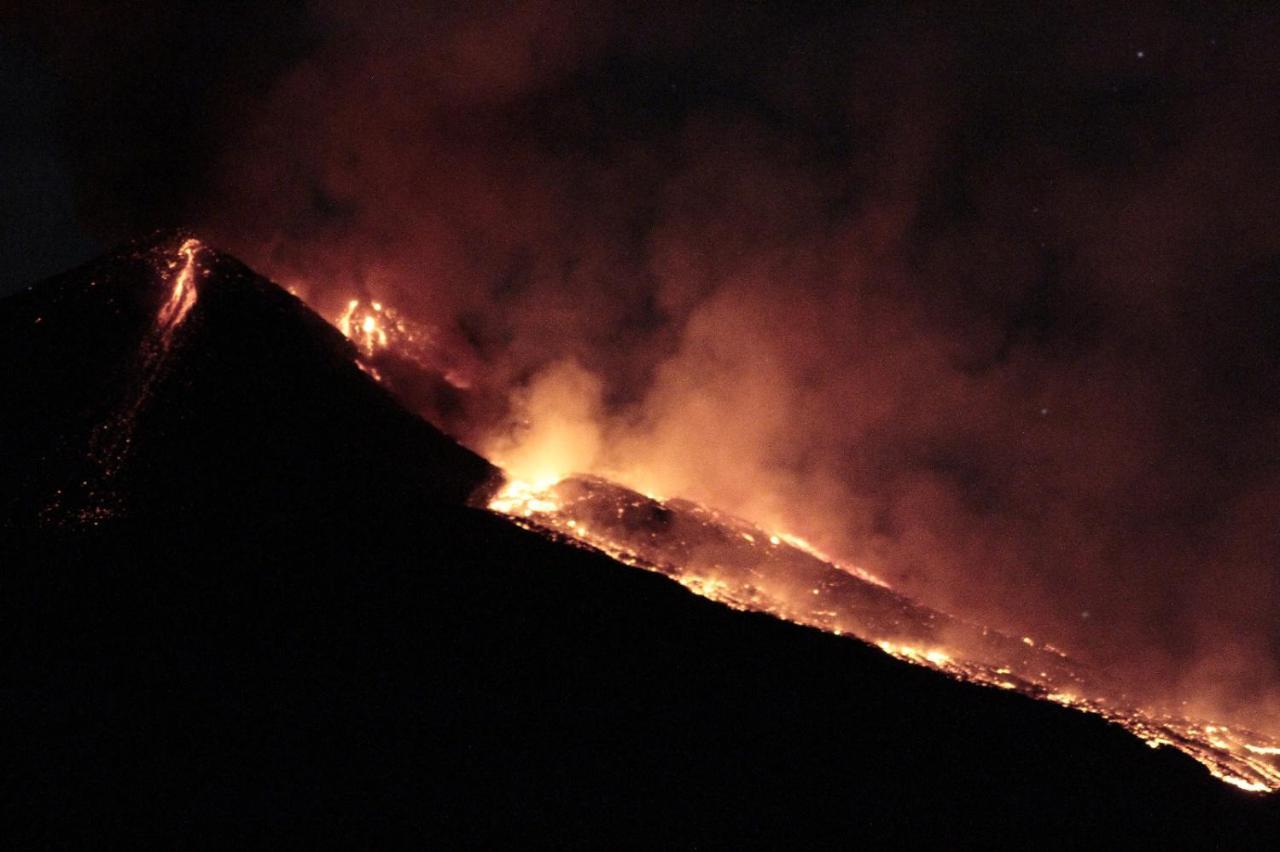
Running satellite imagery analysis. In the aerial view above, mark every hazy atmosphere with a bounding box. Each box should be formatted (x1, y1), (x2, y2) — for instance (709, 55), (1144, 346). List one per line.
(7, 2), (1280, 729)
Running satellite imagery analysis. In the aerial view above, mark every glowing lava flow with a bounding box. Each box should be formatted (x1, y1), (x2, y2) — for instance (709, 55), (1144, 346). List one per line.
(156, 238), (201, 346)
(333, 298), (470, 389)
(485, 474), (1280, 795)
(107, 237), (206, 440)
(337, 298), (434, 365)
(318, 292), (1280, 793)
(337, 299), (391, 356)
(110, 238), (206, 451)
(49, 238), (207, 527)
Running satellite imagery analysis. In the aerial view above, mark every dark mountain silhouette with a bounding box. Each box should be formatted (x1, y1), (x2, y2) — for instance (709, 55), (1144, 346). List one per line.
(2, 234), (1277, 846)
(0, 232), (494, 530)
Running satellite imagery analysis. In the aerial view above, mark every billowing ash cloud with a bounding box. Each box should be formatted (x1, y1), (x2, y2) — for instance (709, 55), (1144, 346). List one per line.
(22, 3), (1280, 726)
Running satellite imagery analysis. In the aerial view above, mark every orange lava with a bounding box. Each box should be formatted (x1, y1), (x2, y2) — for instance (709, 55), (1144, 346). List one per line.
(487, 473), (1280, 794)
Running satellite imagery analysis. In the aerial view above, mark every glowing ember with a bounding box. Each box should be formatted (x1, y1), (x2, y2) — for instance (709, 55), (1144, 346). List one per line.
(486, 473), (1280, 794)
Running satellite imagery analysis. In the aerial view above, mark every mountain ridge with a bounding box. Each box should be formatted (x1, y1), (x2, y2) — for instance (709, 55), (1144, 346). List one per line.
(0, 231), (496, 531)
(2, 237), (1277, 845)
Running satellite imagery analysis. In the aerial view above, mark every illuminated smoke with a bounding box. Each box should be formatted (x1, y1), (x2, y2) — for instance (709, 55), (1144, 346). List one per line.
(486, 360), (605, 488)
(483, 473), (1280, 792)
(35, 4), (1280, 741)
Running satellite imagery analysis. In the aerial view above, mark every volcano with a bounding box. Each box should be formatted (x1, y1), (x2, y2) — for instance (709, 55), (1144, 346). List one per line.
(3, 234), (1278, 845)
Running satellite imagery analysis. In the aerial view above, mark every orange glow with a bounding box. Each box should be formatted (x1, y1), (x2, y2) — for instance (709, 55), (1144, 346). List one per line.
(337, 299), (391, 356)
(331, 296), (472, 389)
(318, 290), (1280, 795)
(776, 531), (889, 589)
(486, 360), (604, 489)
(485, 472), (1280, 795)
(157, 238), (201, 345)
(488, 478), (564, 516)
(60, 238), (208, 527)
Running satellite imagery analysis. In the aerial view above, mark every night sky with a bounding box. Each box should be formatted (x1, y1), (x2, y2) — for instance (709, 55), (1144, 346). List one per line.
(5, 3), (1280, 729)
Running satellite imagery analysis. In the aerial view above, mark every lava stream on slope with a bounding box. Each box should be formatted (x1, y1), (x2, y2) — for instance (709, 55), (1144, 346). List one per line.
(485, 473), (1280, 794)
(324, 290), (1280, 795)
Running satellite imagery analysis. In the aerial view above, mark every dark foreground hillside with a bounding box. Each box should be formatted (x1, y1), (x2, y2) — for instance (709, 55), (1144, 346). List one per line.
(2, 236), (1277, 846)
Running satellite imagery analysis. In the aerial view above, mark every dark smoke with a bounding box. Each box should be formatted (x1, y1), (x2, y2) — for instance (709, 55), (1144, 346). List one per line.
(16, 2), (1280, 726)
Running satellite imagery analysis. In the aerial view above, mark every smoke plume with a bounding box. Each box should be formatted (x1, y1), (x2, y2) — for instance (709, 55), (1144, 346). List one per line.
(18, 2), (1280, 728)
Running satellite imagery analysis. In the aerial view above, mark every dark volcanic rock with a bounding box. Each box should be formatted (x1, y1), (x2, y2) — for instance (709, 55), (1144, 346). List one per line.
(0, 228), (494, 527)
(1, 236), (1277, 846)
(0, 231), (495, 529)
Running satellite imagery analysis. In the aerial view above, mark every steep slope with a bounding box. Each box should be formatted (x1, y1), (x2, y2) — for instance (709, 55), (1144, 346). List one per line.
(1, 237), (1277, 846)
(0, 231), (495, 530)
(489, 474), (1280, 793)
